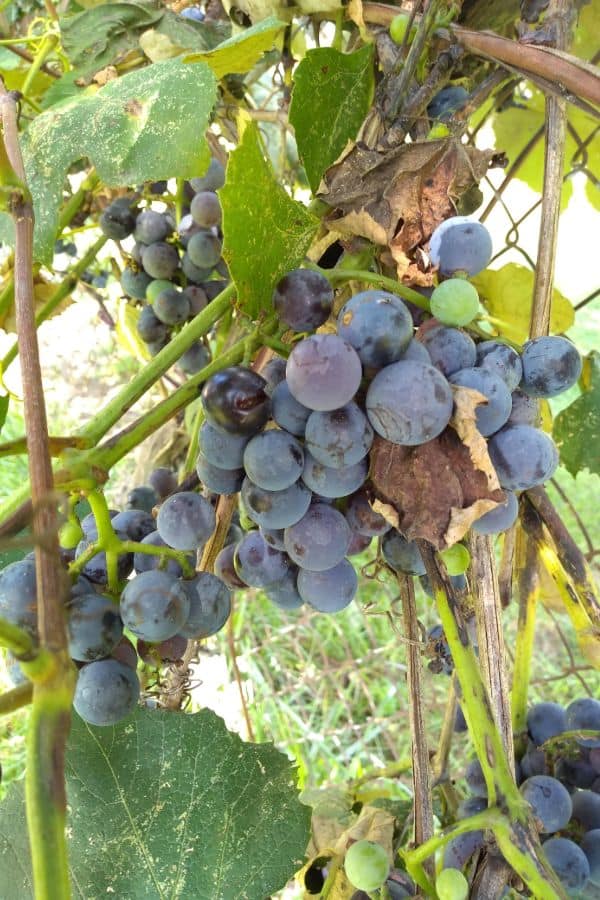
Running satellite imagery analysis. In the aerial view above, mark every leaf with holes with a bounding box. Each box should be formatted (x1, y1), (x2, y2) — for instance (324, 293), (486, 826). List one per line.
(553, 351), (600, 477)
(0, 57), (217, 264)
(220, 116), (319, 320)
(289, 46), (374, 193)
(0, 707), (310, 899)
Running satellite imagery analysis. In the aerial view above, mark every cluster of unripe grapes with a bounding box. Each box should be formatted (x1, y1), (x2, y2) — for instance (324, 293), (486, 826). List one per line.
(194, 215), (581, 622)
(99, 157), (227, 373)
(0, 470), (236, 727)
(450, 698), (600, 895)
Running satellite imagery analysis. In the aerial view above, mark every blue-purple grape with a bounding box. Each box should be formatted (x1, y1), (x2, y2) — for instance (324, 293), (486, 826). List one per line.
(234, 531), (291, 588)
(566, 699), (600, 748)
(190, 158), (225, 193)
(449, 367), (512, 436)
(201, 366), (271, 436)
(507, 388), (541, 427)
(520, 336), (582, 398)
(273, 269), (333, 332)
(156, 491), (216, 551)
(243, 429), (304, 490)
(178, 572), (231, 638)
(111, 509), (156, 542)
(196, 452), (244, 494)
(429, 217), (492, 277)
(198, 420), (249, 470)
(178, 342), (211, 375)
(137, 305), (168, 343)
(120, 570), (190, 641)
(67, 593), (123, 662)
(74, 659), (140, 726)
(286, 334), (362, 412)
(134, 210), (173, 244)
(284, 503), (351, 571)
(190, 191), (221, 228)
(0, 558), (37, 637)
(241, 477), (312, 529)
(488, 425), (559, 491)
(472, 491), (518, 535)
(419, 326), (476, 377)
(133, 531), (193, 578)
(187, 231), (222, 269)
(543, 837), (590, 895)
(153, 287), (190, 325)
(345, 489), (391, 537)
(121, 266), (152, 300)
(141, 242), (179, 280)
(527, 702), (567, 746)
(305, 403), (373, 468)
(302, 452), (367, 498)
(520, 775), (572, 833)
(264, 568), (304, 610)
(381, 531), (425, 576)
(297, 560), (358, 612)
(476, 340), (523, 391)
(337, 290), (413, 368)
(366, 360), (453, 445)
(271, 380), (311, 436)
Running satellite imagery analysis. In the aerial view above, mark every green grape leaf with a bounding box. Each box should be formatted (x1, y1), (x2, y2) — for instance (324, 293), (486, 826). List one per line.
(0, 394), (8, 434)
(553, 351), (600, 477)
(60, 0), (165, 79)
(289, 45), (374, 194)
(0, 707), (310, 899)
(0, 58), (217, 264)
(185, 15), (285, 77)
(471, 263), (574, 344)
(220, 117), (318, 320)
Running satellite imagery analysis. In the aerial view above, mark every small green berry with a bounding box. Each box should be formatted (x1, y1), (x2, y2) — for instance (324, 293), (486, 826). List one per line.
(389, 12), (413, 44)
(344, 839), (390, 892)
(440, 543), (471, 576)
(59, 518), (84, 550)
(436, 867), (469, 900)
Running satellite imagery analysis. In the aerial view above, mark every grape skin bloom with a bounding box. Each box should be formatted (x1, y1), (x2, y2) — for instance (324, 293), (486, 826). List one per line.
(286, 334), (363, 412)
(366, 360), (453, 445)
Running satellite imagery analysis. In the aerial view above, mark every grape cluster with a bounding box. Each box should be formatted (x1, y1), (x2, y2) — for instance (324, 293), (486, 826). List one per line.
(447, 698), (600, 895)
(99, 157), (228, 372)
(0, 467), (234, 728)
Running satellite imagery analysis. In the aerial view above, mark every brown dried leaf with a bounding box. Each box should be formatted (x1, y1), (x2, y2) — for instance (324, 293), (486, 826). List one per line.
(319, 138), (492, 280)
(369, 386), (504, 549)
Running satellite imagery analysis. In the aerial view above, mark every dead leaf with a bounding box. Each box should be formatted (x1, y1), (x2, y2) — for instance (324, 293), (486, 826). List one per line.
(0, 274), (73, 332)
(369, 386), (505, 549)
(318, 138), (492, 281)
(92, 66), (118, 86)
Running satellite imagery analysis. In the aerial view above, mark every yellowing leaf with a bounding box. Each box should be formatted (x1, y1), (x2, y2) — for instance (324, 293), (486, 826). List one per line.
(471, 263), (574, 344)
(139, 29), (181, 61)
(0, 276), (72, 333)
(185, 16), (285, 77)
(115, 299), (151, 363)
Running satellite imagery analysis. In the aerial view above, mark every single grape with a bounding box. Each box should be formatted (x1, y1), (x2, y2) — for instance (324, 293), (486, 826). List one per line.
(111, 636), (138, 669)
(264, 567), (303, 611)
(400, 339), (431, 364)
(366, 360), (453, 445)
(427, 85), (469, 121)
(111, 509), (155, 542)
(146, 336), (168, 356)
(120, 570), (190, 641)
(389, 11), (413, 43)
(346, 531), (372, 557)
(142, 242), (180, 281)
(153, 287), (190, 325)
(286, 334), (363, 412)
(178, 342), (211, 375)
(450, 366), (512, 436)
(297, 560), (358, 613)
(196, 451), (244, 494)
(190, 158), (225, 193)
(381, 531), (425, 576)
(261, 356), (287, 395)
(183, 284), (208, 315)
(187, 231), (222, 269)
(436, 868), (468, 900)
(345, 489), (391, 537)
(336, 290), (413, 368)
(273, 269), (333, 332)
(465, 758), (487, 797)
(527, 702), (567, 746)
(507, 388), (541, 427)
(344, 840), (390, 893)
(190, 191), (222, 228)
(543, 837), (590, 895)
(555, 757), (598, 790)
(127, 485), (159, 513)
(60, 518), (84, 549)
(137, 305), (168, 343)
(99, 197), (136, 240)
(520, 748), (549, 780)
(302, 452), (367, 499)
(137, 634), (187, 666)
(440, 543), (470, 576)
(284, 504), (351, 571)
(198, 420), (249, 470)
(67, 592), (123, 662)
(121, 266), (152, 300)
(429, 217), (492, 277)
(271, 380), (311, 436)
(443, 831), (484, 870)
(472, 492), (518, 535)
(430, 279), (480, 326)
(581, 829), (600, 885)
(419, 325), (476, 377)
(234, 531), (292, 588)
(520, 775), (572, 833)
(487, 425), (559, 491)
(305, 403), (373, 469)
(476, 340), (523, 391)
(261, 528), (285, 550)
(178, 572), (231, 638)
(520, 336), (582, 398)
(182, 252), (213, 284)
(241, 477), (312, 529)
(134, 210), (173, 244)
(571, 791), (600, 831)
(201, 366), (271, 436)
(180, 6), (205, 21)
(146, 279), (174, 304)
(243, 429), (304, 490)
(457, 796), (487, 819)
(0, 558), (38, 637)
(156, 491), (215, 551)
(566, 699), (600, 748)
(214, 543), (246, 589)
(73, 659), (140, 726)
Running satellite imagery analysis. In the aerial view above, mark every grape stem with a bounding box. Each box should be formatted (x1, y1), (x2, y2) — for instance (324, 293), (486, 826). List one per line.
(511, 522), (540, 746)
(0, 680), (33, 715)
(308, 264), (431, 310)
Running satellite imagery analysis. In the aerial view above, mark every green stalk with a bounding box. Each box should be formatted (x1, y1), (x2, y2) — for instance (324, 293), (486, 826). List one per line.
(0, 615), (35, 656)
(21, 35), (58, 98)
(56, 171), (100, 233)
(0, 680), (33, 715)
(80, 284), (235, 445)
(1, 235), (109, 372)
(310, 264), (431, 310)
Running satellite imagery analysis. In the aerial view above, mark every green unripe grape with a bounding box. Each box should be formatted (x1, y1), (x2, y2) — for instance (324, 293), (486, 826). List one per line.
(344, 839), (390, 892)
(389, 12), (413, 44)
(428, 123), (450, 140)
(146, 279), (173, 303)
(436, 867), (469, 900)
(430, 278), (479, 326)
(440, 543), (470, 576)
(59, 518), (84, 549)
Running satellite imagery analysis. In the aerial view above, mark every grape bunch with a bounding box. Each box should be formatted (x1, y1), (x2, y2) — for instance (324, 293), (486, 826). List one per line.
(192, 215), (580, 623)
(99, 156), (228, 372)
(0, 467), (234, 728)
(446, 698), (600, 895)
